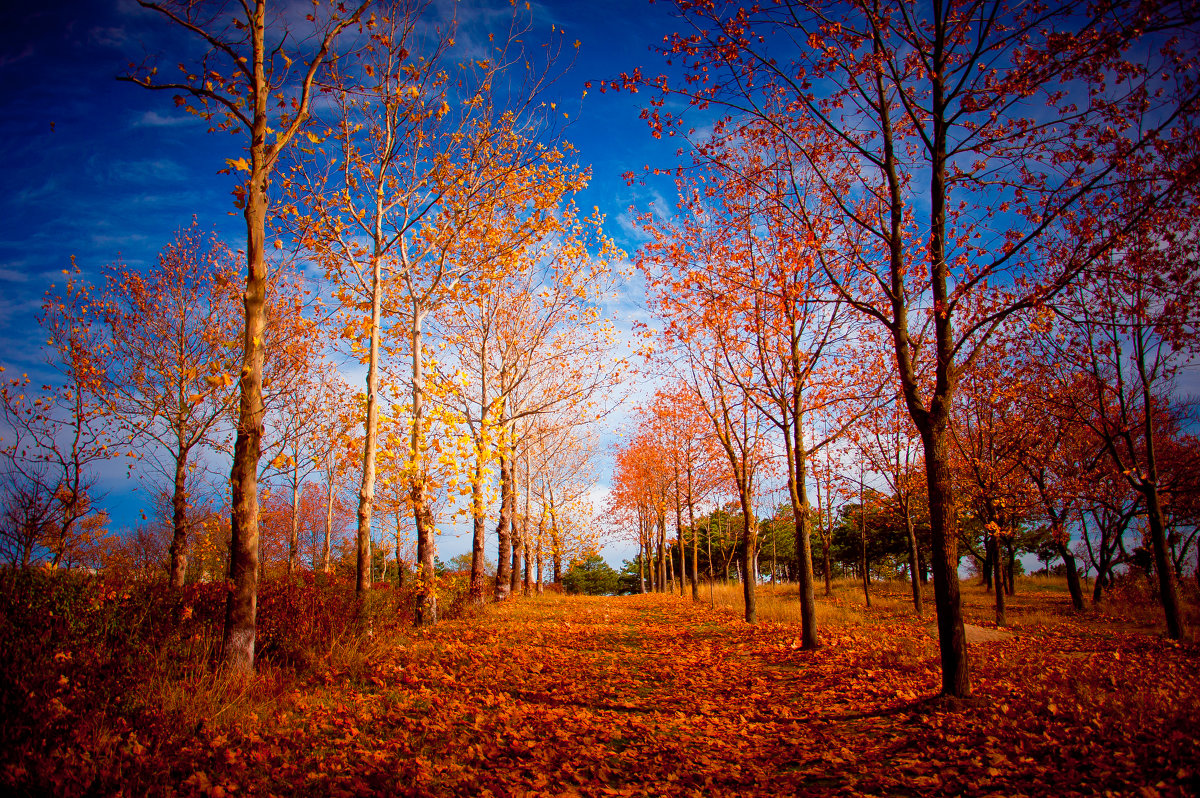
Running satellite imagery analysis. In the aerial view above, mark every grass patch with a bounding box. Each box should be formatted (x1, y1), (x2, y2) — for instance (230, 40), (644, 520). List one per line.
(0, 567), (476, 794)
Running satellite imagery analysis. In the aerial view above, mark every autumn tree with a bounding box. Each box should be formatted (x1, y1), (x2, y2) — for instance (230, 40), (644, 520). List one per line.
(523, 417), (604, 591)
(123, 0), (369, 671)
(438, 204), (623, 602)
(853, 391), (926, 615)
(1014, 374), (1098, 611)
(425, 180), (621, 607)
(289, 0), (587, 622)
(642, 161), (879, 642)
(0, 269), (114, 569)
(645, 384), (725, 602)
(609, 426), (675, 594)
(625, 0), (1200, 696)
(687, 351), (770, 622)
(1040, 210), (1199, 637)
(948, 340), (1040, 626)
(100, 222), (241, 588)
(255, 274), (338, 581)
(265, 364), (346, 578)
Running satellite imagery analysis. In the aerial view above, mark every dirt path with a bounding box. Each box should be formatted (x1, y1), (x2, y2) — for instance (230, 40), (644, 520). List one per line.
(139, 592), (1197, 796)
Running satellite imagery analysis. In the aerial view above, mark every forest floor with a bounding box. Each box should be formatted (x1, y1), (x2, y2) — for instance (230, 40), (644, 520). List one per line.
(5, 577), (1200, 796)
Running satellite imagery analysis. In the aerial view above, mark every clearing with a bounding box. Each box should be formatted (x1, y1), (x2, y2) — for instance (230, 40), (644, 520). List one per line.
(7, 578), (1198, 796)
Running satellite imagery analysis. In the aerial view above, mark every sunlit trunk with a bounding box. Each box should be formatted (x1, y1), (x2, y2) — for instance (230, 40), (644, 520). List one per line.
(411, 308), (437, 626)
(495, 416), (513, 601)
(322, 476), (334, 574)
(355, 252), (384, 604)
(223, 143), (269, 673)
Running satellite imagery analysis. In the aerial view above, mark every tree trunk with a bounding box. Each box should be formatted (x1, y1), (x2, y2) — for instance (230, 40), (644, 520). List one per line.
(511, 455), (524, 597)
(469, 340), (489, 603)
(411, 309), (437, 626)
(706, 518), (715, 607)
(413, 491), (437, 625)
(222, 154), (269, 673)
(169, 449), (189, 588)
(992, 532), (1006, 627)
(395, 520), (404, 589)
(923, 427), (970, 697)
(494, 434), (513, 601)
(510, 517), (523, 598)
(1055, 541), (1085, 611)
(469, 458), (487, 603)
(523, 535), (532, 597)
(859, 474), (870, 608)
(656, 513), (667, 593)
(1005, 539), (1016, 596)
(638, 539), (647, 594)
(287, 472), (299, 578)
(793, 472), (818, 647)
(860, 525), (870, 607)
(739, 499), (757, 624)
(323, 476), (335, 574)
(687, 485), (699, 602)
(903, 498), (922, 616)
(536, 526), (544, 595)
(674, 497), (686, 598)
(823, 536), (832, 596)
(355, 253), (384, 603)
(1144, 485), (1184, 639)
(666, 539), (675, 593)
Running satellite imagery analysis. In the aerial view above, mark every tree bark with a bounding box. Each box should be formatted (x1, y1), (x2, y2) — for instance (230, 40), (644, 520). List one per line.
(686, 478), (699, 602)
(510, 516), (523, 598)
(323, 477), (335, 574)
(903, 500), (923, 616)
(739, 502), (757, 624)
(469, 455), (487, 603)
(992, 532), (1006, 626)
(413, 492), (437, 625)
(411, 308), (437, 626)
(222, 147), (269, 673)
(792, 450), (818, 647)
(169, 449), (189, 588)
(288, 471), (300, 578)
(1145, 485), (1184, 638)
(657, 511), (667, 593)
(638, 537), (647, 594)
(469, 339), (489, 603)
(494, 425), (513, 601)
(511, 454), (524, 597)
(923, 428), (970, 697)
(355, 252), (384, 603)
(1057, 541), (1085, 611)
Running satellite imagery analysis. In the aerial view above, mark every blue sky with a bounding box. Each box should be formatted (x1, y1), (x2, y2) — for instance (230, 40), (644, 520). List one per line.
(0, 0), (691, 564)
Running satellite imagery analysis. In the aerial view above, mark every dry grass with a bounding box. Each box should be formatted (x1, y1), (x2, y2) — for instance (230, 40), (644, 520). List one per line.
(702, 577), (928, 629)
(699, 573), (1199, 640)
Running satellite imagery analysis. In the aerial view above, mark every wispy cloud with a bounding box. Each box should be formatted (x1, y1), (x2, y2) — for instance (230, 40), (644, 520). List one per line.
(102, 157), (189, 184)
(133, 110), (193, 128)
(89, 26), (129, 49)
(0, 265), (31, 283)
(0, 43), (33, 68)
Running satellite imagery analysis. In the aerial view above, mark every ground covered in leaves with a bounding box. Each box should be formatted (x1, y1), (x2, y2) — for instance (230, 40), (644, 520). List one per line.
(4, 578), (1199, 796)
